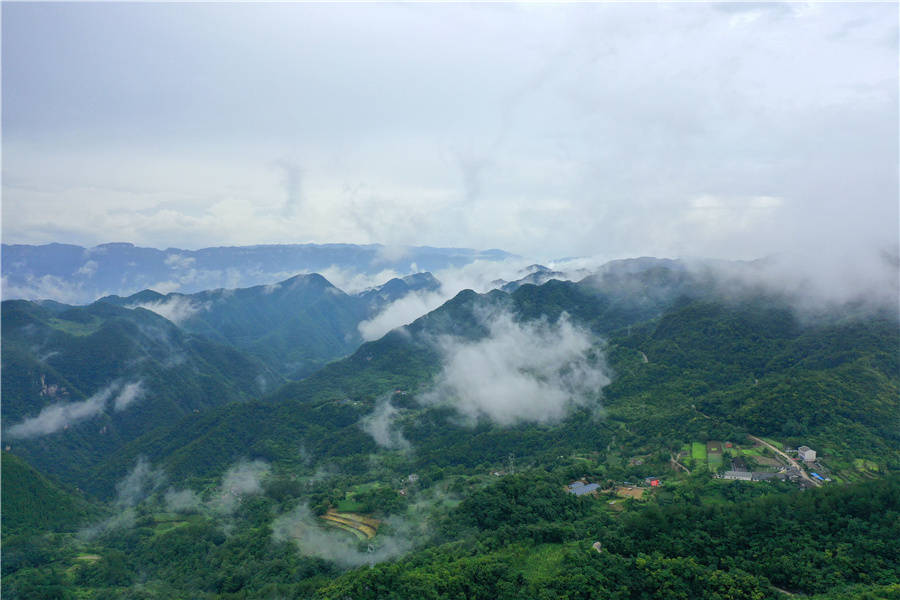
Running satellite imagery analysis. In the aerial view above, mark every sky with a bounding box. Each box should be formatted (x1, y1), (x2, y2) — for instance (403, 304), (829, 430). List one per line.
(2, 2), (898, 263)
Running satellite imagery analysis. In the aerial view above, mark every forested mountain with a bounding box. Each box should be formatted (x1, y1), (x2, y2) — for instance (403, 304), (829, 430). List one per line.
(82, 266), (899, 496)
(2, 259), (898, 599)
(1, 242), (510, 304)
(98, 271), (443, 379)
(99, 274), (366, 380)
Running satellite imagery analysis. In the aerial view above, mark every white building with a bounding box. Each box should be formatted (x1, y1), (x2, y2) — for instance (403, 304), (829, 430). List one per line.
(798, 446), (816, 462)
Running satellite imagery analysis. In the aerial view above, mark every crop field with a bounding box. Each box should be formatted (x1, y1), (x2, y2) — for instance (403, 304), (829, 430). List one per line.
(320, 509), (379, 540)
(854, 459), (879, 473)
(614, 486), (645, 500)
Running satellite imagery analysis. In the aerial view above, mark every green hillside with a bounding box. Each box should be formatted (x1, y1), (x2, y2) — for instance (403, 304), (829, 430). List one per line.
(1, 452), (96, 537)
(1, 299), (280, 485)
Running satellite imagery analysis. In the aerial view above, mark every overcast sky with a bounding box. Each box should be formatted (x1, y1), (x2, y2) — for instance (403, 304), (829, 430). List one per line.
(2, 2), (897, 263)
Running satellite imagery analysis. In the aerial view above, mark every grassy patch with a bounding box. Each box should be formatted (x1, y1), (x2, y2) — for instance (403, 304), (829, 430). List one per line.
(47, 317), (102, 337)
(335, 499), (365, 512)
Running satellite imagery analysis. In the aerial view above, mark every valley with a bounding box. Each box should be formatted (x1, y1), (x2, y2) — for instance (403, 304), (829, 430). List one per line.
(4, 3), (896, 598)
(2, 258), (898, 599)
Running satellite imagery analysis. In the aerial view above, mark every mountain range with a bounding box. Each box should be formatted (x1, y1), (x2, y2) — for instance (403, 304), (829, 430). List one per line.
(1, 242), (511, 304)
(2, 254), (898, 599)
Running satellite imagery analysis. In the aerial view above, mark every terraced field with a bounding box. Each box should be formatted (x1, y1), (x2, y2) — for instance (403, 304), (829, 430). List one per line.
(320, 509), (379, 540)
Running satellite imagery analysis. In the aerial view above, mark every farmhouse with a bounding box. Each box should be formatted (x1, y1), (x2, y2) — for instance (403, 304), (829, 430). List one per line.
(751, 471), (786, 481)
(798, 446), (817, 462)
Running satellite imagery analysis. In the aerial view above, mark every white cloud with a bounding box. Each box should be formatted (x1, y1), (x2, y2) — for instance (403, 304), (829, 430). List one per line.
(115, 457), (166, 507)
(112, 381), (145, 411)
(5, 386), (113, 439)
(210, 460), (270, 514)
(361, 396), (409, 450)
(358, 290), (448, 341)
(423, 308), (610, 425)
(5, 379), (146, 439)
(271, 504), (413, 568)
(2, 4), (894, 265)
(1, 274), (91, 304)
(164, 253), (196, 269)
(163, 488), (203, 513)
(131, 296), (208, 324)
(75, 260), (99, 277)
(319, 266), (404, 295)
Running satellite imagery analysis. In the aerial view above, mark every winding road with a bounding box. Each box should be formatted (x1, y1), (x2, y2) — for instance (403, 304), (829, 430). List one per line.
(748, 435), (820, 487)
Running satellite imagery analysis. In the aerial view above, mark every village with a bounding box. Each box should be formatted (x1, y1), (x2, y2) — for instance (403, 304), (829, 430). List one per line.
(563, 435), (849, 508)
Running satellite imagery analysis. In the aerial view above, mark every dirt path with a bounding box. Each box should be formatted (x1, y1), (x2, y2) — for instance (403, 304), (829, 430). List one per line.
(748, 435), (820, 487)
(771, 585), (795, 596)
(670, 454), (690, 474)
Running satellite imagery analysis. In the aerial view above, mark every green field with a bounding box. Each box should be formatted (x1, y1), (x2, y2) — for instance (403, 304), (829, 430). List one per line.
(707, 453), (723, 472)
(335, 498), (365, 512)
(47, 317), (103, 336)
(736, 446), (763, 457)
(854, 459), (879, 473)
(691, 442), (708, 461)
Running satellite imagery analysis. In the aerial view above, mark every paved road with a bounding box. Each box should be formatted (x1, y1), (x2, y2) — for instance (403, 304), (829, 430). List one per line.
(748, 435), (820, 487)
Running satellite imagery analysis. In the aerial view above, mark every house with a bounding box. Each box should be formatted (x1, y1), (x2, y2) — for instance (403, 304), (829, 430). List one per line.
(722, 471), (753, 481)
(644, 477), (660, 487)
(798, 446), (816, 462)
(567, 481), (600, 496)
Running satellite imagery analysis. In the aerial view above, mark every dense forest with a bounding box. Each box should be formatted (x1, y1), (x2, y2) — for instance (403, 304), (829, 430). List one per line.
(3, 261), (898, 599)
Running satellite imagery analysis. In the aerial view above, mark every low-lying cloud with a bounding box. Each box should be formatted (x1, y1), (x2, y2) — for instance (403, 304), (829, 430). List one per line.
(356, 258), (573, 341)
(690, 247), (900, 315)
(361, 396), (410, 450)
(112, 381), (145, 411)
(210, 459), (270, 514)
(115, 457), (166, 507)
(423, 309), (610, 425)
(80, 457), (165, 539)
(6, 379), (145, 439)
(132, 295), (208, 325)
(358, 290), (448, 341)
(271, 504), (413, 568)
(163, 488), (203, 513)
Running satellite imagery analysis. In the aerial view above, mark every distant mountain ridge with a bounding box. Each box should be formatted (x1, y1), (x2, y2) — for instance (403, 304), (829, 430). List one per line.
(1, 242), (513, 304)
(98, 270), (443, 379)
